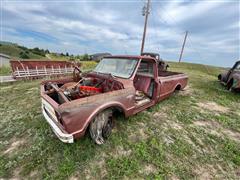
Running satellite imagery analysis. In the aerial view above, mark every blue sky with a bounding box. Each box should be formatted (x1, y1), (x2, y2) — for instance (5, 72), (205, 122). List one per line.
(1, 0), (239, 67)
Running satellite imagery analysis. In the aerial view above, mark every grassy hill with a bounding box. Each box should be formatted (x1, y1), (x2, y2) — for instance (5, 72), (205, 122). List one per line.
(0, 42), (46, 59)
(0, 41), (74, 61)
(0, 62), (239, 179)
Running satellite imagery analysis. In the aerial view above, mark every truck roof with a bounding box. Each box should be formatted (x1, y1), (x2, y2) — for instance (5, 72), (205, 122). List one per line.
(105, 55), (156, 61)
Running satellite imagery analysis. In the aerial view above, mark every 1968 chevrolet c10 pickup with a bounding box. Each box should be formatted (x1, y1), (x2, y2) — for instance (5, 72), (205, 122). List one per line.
(41, 55), (188, 144)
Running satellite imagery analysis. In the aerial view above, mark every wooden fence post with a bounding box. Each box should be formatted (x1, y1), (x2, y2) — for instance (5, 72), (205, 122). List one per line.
(16, 67), (20, 77)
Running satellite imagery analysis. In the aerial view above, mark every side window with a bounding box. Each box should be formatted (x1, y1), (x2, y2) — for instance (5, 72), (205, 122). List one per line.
(234, 63), (240, 72)
(137, 61), (154, 76)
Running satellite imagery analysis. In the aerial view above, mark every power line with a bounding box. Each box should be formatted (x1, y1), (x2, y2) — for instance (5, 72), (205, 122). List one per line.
(156, 3), (208, 62)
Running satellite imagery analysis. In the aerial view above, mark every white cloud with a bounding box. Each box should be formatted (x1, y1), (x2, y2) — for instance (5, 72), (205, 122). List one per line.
(159, 1), (226, 25)
(1, 0), (239, 67)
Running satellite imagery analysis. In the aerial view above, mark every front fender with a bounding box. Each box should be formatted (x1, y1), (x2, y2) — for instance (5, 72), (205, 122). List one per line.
(61, 101), (127, 138)
(58, 88), (135, 138)
(84, 101), (127, 126)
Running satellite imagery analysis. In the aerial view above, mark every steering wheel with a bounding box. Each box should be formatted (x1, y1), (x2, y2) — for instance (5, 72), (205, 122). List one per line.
(73, 66), (82, 82)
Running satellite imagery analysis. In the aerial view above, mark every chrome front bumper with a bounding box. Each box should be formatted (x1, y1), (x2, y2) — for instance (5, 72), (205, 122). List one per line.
(42, 106), (74, 143)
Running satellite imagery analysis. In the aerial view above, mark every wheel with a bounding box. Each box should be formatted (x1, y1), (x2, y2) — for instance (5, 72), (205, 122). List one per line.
(89, 109), (114, 145)
(218, 74), (222, 81)
(227, 79), (233, 91)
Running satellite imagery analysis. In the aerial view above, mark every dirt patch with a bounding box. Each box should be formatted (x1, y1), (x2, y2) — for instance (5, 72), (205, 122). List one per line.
(169, 121), (183, 130)
(3, 138), (26, 155)
(112, 146), (132, 158)
(193, 120), (222, 138)
(178, 85), (192, 96)
(153, 111), (168, 119)
(128, 122), (150, 143)
(222, 129), (240, 143)
(194, 120), (240, 143)
(194, 164), (231, 179)
(194, 165), (216, 180)
(69, 176), (79, 180)
(129, 128), (149, 142)
(139, 163), (157, 175)
(197, 102), (229, 114)
(163, 135), (175, 145)
(235, 168), (240, 177)
(193, 120), (220, 128)
(169, 175), (180, 180)
(152, 111), (169, 129)
(29, 170), (38, 179)
(81, 157), (107, 180)
(12, 166), (22, 179)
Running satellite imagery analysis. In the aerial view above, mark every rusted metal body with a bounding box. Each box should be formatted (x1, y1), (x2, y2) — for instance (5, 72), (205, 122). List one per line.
(218, 61), (240, 91)
(10, 59), (76, 79)
(40, 55), (188, 143)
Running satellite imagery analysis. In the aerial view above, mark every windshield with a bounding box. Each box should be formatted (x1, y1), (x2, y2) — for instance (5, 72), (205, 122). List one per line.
(94, 58), (138, 78)
(234, 62), (240, 72)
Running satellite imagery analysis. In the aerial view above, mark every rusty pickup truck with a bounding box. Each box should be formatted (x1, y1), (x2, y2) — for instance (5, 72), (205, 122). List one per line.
(41, 55), (188, 144)
(218, 60), (240, 91)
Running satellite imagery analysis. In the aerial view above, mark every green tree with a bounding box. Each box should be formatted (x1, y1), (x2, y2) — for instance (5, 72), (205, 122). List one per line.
(82, 54), (89, 61)
(19, 51), (29, 59)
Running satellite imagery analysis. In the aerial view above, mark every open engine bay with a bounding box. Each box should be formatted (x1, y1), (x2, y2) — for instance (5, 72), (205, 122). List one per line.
(43, 73), (124, 104)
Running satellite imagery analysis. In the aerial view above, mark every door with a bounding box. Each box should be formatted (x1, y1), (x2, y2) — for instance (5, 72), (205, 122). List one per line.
(133, 58), (158, 112)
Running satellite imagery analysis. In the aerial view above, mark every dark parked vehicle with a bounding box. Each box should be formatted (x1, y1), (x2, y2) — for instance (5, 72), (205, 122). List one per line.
(141, 52), (169, 71)
(89, 53), (111, 61)
(41, 55), (188, 144)
(218, 61), (240, 91)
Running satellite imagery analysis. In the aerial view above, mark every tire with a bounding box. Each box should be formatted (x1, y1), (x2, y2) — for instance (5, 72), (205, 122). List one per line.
(227, 79), (233, 91)
(218, 75), (222, 81)
(89, 109), (114, 145)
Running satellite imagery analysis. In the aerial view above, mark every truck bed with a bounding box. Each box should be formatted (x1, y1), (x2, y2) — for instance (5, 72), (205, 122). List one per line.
(158, 71), (183, 77)
(158, 71), (187, 82)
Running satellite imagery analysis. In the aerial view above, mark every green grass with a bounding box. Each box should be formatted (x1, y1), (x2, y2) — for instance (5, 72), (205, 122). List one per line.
(46, 53), (70, 61)
(80, 61), (97, 71)
(0, 62), (240, 179)
(0, 65), (11, 76)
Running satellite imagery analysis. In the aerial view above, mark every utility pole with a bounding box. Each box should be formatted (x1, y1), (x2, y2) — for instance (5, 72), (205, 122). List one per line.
(140, 0), (151, 54)
(179, 31), (188, 63)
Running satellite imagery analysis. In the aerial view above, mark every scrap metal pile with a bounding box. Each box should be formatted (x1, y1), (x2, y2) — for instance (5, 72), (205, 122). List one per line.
(10, 59), (77, 79)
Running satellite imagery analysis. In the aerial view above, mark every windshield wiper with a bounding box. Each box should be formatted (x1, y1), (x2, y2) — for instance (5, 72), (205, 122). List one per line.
(93, 71), (117, 78)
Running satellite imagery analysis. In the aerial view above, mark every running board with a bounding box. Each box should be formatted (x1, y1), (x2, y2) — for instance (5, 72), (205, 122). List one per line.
(135, 98), (151, 107)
